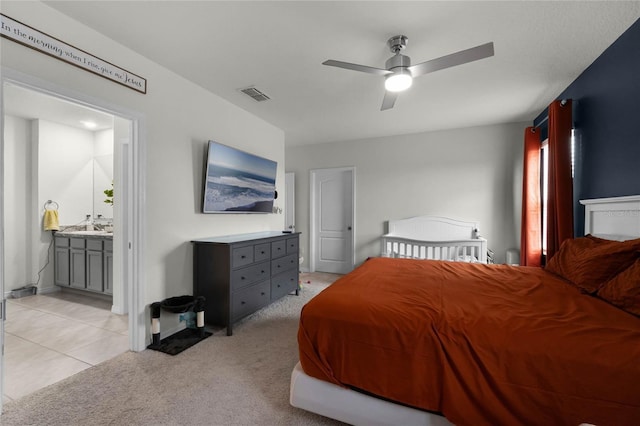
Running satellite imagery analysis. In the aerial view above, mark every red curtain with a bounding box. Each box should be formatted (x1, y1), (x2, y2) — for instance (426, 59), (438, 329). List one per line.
(546, 99), (574, 260)
(520, 127), (542, 266)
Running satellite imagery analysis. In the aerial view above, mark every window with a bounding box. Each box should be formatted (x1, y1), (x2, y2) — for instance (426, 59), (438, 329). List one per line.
(541, 140), (549, 254)
(540, 129), (575, 257)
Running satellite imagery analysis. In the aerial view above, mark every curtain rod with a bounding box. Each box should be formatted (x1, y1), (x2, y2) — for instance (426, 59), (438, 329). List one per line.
(533, 99), (569, 129)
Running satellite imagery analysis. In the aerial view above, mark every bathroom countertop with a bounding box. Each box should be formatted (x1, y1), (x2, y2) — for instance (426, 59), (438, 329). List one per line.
(54, 230), (113, 240)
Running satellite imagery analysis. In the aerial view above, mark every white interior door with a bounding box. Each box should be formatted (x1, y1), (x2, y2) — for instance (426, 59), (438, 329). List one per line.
(285, 172), (295, 232)
(310, 167), (355, 274)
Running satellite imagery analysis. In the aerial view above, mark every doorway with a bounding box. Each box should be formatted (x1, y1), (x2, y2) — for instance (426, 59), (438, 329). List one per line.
(0, 74), (144, 408)
(285, 172), (295, 232)
(309, 167), (355, 274)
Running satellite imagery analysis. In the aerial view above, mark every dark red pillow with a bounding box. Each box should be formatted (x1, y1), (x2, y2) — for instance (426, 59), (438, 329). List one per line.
(545, 236), (640, 294)
(597, 259), (640, 317)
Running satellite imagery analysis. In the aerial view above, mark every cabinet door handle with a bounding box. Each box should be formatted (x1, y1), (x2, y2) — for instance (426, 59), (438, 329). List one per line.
(241, 301), (246, 305)
(261, 292), (265, 296)
(241, 255), (246, 259)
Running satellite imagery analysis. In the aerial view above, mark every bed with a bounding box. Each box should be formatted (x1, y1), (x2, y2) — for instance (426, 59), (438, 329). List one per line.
(380, 216), (488, 263)
(290, 195), (640, 426)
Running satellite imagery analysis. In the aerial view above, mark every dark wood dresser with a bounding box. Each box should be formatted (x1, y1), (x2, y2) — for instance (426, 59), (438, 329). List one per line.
(192, 231), (300, 335)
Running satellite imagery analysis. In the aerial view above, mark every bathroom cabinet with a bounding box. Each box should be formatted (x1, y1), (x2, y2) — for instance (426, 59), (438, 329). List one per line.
(103, 240), (114, 294)
(54, 237), (70, 286)
(192, 231), (300, 336)
(55, 234), (113, 296)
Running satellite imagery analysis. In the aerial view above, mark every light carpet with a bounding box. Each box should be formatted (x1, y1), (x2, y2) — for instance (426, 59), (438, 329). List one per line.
(1, 273), (344, 426)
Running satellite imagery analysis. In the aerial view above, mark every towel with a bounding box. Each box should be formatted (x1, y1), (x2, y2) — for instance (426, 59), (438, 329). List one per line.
(44, 209), (60, 231)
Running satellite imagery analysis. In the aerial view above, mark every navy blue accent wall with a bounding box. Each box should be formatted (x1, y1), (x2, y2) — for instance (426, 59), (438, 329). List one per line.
(533, 18), (640, 236)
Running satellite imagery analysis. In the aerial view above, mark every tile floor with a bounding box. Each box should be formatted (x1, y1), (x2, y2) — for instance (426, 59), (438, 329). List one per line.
(3, 291), (129, 403)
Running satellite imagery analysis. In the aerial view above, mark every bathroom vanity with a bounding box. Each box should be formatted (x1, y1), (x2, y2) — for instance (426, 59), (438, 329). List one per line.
(54, 232), (113, 295)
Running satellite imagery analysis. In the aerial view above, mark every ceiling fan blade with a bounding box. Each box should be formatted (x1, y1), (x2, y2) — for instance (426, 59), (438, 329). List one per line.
(381, 91), (398, 111)
(323, 59), (392, 76)
(408, 42), (494, 77)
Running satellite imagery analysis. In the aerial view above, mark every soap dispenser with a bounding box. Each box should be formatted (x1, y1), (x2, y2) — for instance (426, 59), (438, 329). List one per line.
(85, 214), (93, 231)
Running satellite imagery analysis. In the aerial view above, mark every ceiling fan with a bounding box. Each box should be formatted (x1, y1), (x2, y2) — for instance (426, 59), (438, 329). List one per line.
(323, 35), (494, 111)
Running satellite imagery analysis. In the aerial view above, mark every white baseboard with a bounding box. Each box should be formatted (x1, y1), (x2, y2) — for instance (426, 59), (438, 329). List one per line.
(111, 305), (126, 315)
(38, 286), (61, 295)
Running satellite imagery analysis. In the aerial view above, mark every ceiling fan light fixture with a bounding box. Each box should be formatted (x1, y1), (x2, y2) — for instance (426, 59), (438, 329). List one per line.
(384, 70), (412, 92)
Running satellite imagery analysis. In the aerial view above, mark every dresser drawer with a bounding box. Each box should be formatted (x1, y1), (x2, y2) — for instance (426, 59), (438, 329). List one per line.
(286, 237), (299, 254)
(254, 243), (270, 262)
(232, 246), (254, 268)
(272, 253), (298, 274)
(271, 269), (298, 301)
(231, 262), (270, 290)
(271, 239), (286, 258)
(232, 280), (270, 321)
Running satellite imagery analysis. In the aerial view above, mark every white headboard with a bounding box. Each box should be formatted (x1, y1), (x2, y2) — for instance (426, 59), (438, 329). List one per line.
(580, 195), (640, 240)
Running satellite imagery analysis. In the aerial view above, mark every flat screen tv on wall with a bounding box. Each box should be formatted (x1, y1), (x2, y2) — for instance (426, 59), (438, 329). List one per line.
(202, 140), (277, 213)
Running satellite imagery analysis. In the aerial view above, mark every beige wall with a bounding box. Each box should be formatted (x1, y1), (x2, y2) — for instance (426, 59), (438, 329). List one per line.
(286, 122), (526, 267)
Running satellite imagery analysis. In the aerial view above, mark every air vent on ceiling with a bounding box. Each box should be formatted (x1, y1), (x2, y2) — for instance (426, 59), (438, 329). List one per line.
(239, 86), (271, 102)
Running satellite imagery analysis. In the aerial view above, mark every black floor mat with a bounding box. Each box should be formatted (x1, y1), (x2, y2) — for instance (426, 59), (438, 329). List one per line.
(147, 328), (213, 355)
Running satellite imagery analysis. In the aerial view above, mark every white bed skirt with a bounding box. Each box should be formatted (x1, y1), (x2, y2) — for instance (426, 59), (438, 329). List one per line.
(289, 362), (452, 426)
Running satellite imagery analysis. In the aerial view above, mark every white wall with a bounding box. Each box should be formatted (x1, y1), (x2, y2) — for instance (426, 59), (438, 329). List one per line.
(4, 115), (32, 291)
(1, 2), (285, 317)
(38, 119), (95, 226)
(286, 122), (526, 267)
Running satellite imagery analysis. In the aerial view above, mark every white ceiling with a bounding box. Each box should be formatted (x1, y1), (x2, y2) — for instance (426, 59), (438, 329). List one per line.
(7, 1), (640, 146)
(4, 84), (115, 131)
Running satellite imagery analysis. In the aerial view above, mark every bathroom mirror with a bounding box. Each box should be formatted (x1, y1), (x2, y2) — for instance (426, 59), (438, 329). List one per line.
(93, 153), (114, 219)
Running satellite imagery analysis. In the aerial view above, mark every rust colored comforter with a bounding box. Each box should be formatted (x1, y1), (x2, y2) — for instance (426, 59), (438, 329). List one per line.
(298, 257), (640, 426)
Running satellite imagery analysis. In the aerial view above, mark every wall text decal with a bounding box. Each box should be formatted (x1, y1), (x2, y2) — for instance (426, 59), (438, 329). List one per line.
(1, 14), (147, 94)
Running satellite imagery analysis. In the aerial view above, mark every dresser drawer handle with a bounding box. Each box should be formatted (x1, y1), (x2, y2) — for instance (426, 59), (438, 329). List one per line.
(261, 251), (265, 255)
(241, 301), (246, 305)
(261, 292), (265, 296)
(241, 276), (245, 280)
(277, 284), (281, 288)
(241, 255), (246, 259)
(261, 270), (265, 274)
